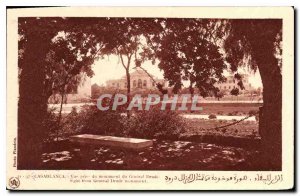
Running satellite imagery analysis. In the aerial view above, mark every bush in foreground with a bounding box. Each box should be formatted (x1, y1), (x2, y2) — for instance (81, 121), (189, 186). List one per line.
(53, 105), (124, 139)
(124, 107), (186, 139)
(77, 105), (124, 136)
(208, 114), (217, 119)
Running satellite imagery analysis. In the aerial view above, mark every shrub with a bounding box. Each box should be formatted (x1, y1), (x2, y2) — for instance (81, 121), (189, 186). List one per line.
(44, 106), (83, 141)
(59, 107), (82, 137)
(208, 114), (217, 119)
(124, 106), (186, 139)
(48, 104), (125, 139)
(75, 105), (124, 136)
(233, 111), (239, 115)
(43, 108), (60, 141)
(249, 110), (258, 116)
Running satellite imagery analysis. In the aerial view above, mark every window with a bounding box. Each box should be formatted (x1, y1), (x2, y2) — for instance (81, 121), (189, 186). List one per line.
(138, 79), (142, 88)
(143, 80), (147, 87)
(133, 80), (136, 88)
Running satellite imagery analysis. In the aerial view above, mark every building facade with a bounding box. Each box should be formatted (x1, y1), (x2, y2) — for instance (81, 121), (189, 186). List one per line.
(106, 68), (166, 90)
(215, 74), (254, 94)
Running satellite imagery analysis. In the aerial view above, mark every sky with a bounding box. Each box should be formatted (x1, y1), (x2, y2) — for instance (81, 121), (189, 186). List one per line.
(91, 55), (263, 88)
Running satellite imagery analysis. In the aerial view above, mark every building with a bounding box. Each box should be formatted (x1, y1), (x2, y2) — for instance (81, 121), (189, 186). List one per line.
(215, 74), (254, 94)
(106, 68), (166, 90)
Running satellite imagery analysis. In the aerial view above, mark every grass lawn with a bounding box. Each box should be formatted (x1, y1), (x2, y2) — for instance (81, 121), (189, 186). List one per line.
(128, 102), (262, 116)
(183, 118), (259, 138)
(180, 102), (262, 116)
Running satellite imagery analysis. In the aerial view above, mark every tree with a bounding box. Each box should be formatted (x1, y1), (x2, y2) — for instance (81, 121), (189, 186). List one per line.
(215, 89), (226, 101)
(103, 18), (165, 115)
(18, 17), (67, 169)
(148, 19), (227, 97)
(230, 87), (240, 101)
(224, 19), (282, 170)
(114, 34), (139, 109)
(18, 19), (154, 157)
(83, 18), (159, 103)
(18, 17), (108, 168)
(45, 36), (98, 140)
(91, 83), (102, 99)
(145, 18), (282, 169)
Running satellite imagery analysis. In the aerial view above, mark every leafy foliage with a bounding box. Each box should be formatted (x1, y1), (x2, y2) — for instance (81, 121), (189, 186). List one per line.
(224, 19), (282, 72)
(18, 17), (283, 169)
(230, 87), (240, 96)
(58, 105), (124, 138)
(149, 19), (227, 97)
(124, 107), (186, 139)
(77, 105), (124, 136)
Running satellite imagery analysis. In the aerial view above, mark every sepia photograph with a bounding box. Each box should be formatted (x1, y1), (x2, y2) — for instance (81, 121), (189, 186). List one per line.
(6, 7), (294, 190)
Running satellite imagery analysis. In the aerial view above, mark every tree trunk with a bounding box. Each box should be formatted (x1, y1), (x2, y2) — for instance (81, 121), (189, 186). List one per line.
(126, 69), (131, 118)
(57, 91), (65, 141)
(254, 43), (282, 170)
(189, 83), (194, 113)
(18, 36), (51, 169)
(258, 66), (282, 170)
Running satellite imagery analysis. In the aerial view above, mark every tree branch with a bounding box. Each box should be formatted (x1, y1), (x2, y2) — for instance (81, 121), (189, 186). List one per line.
(118, 50), (128, 70)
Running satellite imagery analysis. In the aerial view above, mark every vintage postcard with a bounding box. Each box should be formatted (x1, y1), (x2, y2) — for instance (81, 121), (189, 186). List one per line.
(6, 7), (294, 190)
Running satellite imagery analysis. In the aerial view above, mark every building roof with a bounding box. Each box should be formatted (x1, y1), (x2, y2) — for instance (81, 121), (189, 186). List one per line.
(121, 67), (155, 79)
